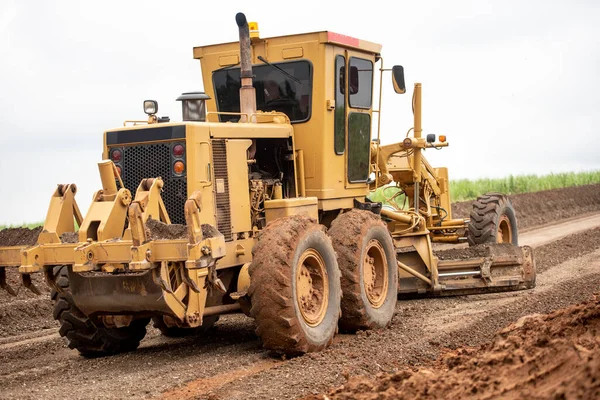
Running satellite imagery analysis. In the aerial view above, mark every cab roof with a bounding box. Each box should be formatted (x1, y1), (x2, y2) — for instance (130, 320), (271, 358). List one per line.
(193, 30), (382, 59)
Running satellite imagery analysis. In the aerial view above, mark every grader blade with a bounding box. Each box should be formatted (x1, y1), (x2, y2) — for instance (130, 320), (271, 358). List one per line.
(434, 244), (535, 296)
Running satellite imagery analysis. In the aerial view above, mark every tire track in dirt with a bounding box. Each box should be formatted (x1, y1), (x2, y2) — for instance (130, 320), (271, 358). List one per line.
(0, 329), (58, 350)
(161, 359), (281, 400)
(519, 213), (600, 247)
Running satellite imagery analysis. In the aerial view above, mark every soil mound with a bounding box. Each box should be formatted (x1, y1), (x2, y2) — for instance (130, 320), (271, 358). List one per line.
(145, 218), (188, 240)
(310, 295), (600, 400)
(145, 219), (221, 241)
(0, 297), (54, 337)
(60, 232), (79, 243)
(0, 265), (54, 338)
(0, 226), (42, 247)
(452, 183), (600, 230)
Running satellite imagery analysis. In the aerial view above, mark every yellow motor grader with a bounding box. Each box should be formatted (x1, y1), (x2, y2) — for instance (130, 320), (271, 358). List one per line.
(0, 13), (534, 356)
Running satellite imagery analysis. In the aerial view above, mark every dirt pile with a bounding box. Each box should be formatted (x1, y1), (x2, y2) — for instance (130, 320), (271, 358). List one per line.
(0, 265), (53, 337)
(60, 232), (79, 243)
(452, 183), (600, 230)
(0, 226), (42, 247)
(145, 219), (221, 241)
(310, 295), (600, 400)
(145, 218), (188, 240)
(0, 297), (54, 337)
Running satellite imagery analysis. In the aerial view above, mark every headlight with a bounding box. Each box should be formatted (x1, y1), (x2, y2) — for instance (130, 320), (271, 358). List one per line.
(143, 100), (158, 115)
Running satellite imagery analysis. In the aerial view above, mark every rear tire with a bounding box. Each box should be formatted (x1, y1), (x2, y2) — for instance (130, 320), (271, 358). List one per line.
(51, 266), (149, 357)
(249, 215), (341, 355)
(329, 210), (398, 332)
(467, 193), (519, 246)
(152, 315), (218, 337)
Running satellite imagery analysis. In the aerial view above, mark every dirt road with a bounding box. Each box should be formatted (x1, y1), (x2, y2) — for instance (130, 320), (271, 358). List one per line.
(0, 185), (599, 399)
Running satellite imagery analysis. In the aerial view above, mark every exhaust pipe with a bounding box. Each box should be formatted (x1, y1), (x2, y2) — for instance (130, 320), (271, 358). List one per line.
(236, 12), (257, 123)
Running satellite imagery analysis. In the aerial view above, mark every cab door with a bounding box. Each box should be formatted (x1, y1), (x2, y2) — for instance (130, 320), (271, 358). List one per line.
(333, 51), (374, 187)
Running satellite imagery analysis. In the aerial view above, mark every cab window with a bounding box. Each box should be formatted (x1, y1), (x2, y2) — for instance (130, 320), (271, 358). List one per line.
(348, 57), (373, 109)
(347, 112), (371, 182)
(213, 61), (312, 123)
(334, 55), (346, 155)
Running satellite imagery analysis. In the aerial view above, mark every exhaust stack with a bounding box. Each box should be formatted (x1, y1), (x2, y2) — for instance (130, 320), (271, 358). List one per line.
(236, 12), (257, 123)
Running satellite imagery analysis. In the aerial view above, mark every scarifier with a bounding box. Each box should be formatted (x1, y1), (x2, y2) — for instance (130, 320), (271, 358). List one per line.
(0, 13), (535, 356)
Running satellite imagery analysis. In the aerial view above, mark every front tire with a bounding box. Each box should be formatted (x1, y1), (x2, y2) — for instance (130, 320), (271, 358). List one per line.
(329, 210), (398, 332)
(467, 193), (519, 246)
(51, 266), (149, 357)
(248, 215), (341, 355)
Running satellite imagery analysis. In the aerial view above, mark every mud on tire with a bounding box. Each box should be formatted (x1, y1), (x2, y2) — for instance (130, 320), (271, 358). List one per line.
(248, 215), (341, 355)
(467, 193), (519, 246)
(329, 209), (398, 332)
(51, 265), (149, 357)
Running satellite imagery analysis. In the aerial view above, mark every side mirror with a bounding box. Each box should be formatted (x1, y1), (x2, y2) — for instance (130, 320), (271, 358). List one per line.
(392, 65), (406, 94)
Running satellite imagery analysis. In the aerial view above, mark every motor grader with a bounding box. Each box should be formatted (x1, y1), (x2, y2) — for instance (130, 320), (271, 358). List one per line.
(0, 13), (534, 356)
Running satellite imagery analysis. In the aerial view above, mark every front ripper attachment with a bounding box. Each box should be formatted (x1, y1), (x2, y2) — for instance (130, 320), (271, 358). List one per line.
(435, 244), (536, 296)
(0, 183), (82, 296)
(0, 266), (42, 296)
(0, 267), (17, 296)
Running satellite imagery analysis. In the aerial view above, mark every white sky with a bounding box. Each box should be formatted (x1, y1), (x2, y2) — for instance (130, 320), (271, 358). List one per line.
(1, 0), (599, 224)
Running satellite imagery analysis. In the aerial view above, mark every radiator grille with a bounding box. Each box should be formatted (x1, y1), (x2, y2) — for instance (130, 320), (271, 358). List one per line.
(121, 143), (187, 224)
(212, 140), (232, 240)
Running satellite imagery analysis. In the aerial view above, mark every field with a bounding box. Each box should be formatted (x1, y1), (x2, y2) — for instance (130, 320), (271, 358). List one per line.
(0, 183), (599, 399)
(450, 170), (600, 202)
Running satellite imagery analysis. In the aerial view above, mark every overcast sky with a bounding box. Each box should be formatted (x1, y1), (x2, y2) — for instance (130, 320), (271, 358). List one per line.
(1, 0), (599, 225)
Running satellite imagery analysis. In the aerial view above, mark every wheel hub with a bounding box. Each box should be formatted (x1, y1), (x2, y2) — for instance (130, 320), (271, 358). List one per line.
(296, 248), (328, 327)
(362, 239), (388, 308)
(498, 215), (512, 243)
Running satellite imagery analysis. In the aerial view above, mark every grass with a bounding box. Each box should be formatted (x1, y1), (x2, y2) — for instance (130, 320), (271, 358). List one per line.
(450, 170), (600, 202)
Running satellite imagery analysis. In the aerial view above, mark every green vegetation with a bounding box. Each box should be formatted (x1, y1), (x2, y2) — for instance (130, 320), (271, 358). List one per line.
(450, 170), (600, 202)
(368, 186), (408, 210)
(0, 222), (43, 230)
